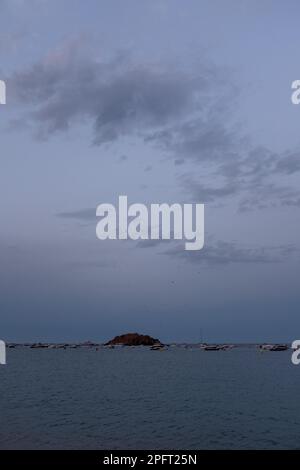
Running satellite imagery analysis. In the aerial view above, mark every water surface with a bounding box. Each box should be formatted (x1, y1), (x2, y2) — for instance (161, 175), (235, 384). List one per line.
(0, 347), (299, 449)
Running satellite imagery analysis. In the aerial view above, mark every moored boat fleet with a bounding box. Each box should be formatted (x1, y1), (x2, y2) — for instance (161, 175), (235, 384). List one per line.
(258, 344), (289, 352)
(6, 342), (291, 351)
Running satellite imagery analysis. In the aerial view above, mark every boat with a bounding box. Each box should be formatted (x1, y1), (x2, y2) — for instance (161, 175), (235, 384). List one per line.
(259, 344), (288, 351)
(221, 344), (234, 350)
(269, 344), (288, 351)
(259, 344), (273, 351)
(204, 345), (222, 351)
(150, 342), (165, 351)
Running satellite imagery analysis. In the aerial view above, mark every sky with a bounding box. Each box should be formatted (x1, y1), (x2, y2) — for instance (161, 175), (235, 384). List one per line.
(0, 0), (300, 343)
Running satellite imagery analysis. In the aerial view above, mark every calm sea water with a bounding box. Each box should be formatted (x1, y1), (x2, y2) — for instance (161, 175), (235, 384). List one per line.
(0, 347), (299, 449)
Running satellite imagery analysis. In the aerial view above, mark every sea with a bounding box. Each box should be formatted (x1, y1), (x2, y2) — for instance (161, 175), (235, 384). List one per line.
(0, 346), (299, 449)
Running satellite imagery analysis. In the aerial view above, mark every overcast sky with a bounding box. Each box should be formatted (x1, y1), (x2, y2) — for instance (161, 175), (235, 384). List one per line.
(1, 0), (300, 343)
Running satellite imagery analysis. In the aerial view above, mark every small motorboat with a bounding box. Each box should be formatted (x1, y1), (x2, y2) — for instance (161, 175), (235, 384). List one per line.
(269, 344), (288, 351)
(259, 344), (288, 351)
(150, 342), (165, 351)
(220, 344), (234, 350)
(204, 345), (222, 351)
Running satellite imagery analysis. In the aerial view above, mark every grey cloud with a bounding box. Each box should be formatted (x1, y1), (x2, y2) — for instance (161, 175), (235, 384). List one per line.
(179, 144), (300, 209)
(136, 239), (164, 249)
(164, 241), (297, 266)
(275, 152), (300, 175)
(174, 158), (184, 166)
(57, 208), (96, 221)
(8, 42), (300, 210)
(181, 176), (239, 202)
(135, 232), (296, 265)
(146, 118), (240, 163)
(9, 47), (210, 143)
(136, 231), (176, 248)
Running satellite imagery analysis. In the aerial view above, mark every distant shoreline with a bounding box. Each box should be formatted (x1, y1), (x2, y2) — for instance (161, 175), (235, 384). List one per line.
(5, 342), (291, 350)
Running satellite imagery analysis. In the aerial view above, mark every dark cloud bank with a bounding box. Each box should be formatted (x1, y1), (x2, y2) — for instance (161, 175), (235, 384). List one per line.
(7, 44), (300, 213)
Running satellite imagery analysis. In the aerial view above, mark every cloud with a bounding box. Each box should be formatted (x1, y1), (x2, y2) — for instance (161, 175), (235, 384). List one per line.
(7, 40), (300, 210)
(56, 208), (96, 221)
(8, 42), (212, 143)
(146, 118), (240, 163)
(275, 152), (300, 175)
(181, 176), (239, 202)
(164, 241), (297, 265)
(136, 239), (164, 249)
(135, 231), (297, 266)
(178, 144), (300, 209)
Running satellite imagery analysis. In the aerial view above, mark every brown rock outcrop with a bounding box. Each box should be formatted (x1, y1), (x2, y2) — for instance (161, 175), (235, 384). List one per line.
(105, 332), (161, 346)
